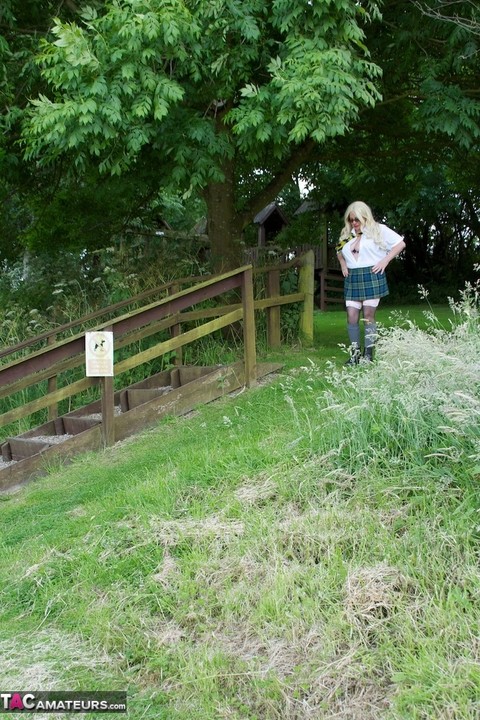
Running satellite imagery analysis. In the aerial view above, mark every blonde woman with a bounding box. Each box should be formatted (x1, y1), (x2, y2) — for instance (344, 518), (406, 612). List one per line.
(336, 201), (406, 364)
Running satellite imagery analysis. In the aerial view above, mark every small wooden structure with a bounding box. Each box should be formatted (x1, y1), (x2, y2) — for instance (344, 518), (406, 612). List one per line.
(254, 202), (289, 247)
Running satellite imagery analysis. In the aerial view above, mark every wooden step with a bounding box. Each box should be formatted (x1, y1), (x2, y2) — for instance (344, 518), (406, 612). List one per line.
(62, 416), (101, 434)
(120, 386), (172, 412)
(4, 437), (53, 462)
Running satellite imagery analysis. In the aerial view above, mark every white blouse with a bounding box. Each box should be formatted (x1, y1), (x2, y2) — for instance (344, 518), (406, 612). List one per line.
(341, 224), (404, 269)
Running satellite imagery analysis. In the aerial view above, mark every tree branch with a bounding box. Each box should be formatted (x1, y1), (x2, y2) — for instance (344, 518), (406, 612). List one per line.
(236, 139), (317, 229)
(409, 0), (480, 37)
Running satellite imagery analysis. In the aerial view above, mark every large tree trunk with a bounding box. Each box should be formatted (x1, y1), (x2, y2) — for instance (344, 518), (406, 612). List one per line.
(204, 139), (317, 273)
(205, 156), (243, 273)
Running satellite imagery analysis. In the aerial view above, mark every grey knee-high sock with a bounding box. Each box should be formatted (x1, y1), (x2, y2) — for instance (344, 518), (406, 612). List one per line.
(347, 323), (360, 349)
(365, 322), (377, 349)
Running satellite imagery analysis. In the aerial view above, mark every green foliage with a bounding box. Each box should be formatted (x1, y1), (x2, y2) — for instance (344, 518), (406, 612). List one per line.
(299, 0), (480, 294)
(22, 0), (383, 187)
(416, 80), (480, 149)
(0, 0), (479, 282)
(0, 237), (162, 316)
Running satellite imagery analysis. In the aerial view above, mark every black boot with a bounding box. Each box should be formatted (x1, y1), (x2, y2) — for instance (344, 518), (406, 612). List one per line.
(363, 346), (374, 362)
(345, 346), (361, 366)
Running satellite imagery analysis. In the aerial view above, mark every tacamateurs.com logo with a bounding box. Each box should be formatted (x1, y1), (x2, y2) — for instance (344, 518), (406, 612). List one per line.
(0, 691), (127, 713)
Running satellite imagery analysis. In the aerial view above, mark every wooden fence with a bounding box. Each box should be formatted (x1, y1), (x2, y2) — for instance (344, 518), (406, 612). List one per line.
(0, 253), (315, 447)
(316, 269), (344, 310)
(244, 245), (344, 310)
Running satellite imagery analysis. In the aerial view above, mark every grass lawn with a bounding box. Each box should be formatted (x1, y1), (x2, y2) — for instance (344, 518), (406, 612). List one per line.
(0, 302), (478, 719)
(313, 303), (456, 359)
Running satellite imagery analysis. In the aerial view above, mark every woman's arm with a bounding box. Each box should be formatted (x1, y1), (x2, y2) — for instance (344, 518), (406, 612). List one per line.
(337, 252), (349, 277)
(372, 239), (406, 275)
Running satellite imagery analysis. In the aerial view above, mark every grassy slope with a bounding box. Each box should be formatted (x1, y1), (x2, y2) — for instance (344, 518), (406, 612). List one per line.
(0, 305), (478, 719)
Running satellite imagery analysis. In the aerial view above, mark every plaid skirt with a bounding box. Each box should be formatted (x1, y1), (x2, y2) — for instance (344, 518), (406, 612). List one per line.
(344, 266), (389, 301)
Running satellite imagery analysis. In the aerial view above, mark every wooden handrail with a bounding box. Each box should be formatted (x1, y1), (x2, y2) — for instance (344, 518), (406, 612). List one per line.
(0, 267), (247, 387)
(0, 256), (303, 363)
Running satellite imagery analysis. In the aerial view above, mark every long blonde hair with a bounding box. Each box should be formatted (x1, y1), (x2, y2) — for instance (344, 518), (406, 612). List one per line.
(337, 201), (385, 250)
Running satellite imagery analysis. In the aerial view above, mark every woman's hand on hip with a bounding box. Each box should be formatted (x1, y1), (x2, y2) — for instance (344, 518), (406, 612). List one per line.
(372, 259), (388, 274)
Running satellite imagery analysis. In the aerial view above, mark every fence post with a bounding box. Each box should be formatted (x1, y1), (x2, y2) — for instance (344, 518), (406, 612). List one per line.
(298, 250), (315, 345)
(101, 326), (115, 447)
(169, 283), (182, 366)
(266, 268), (281, 348)
(47, 333), (58, 421)
(241, 266), (257, 388)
